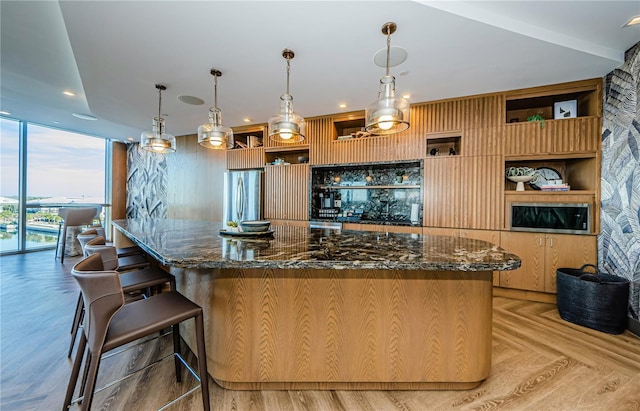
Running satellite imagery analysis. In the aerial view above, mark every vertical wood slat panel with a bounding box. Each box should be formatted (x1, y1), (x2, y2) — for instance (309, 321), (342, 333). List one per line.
(265, 164), (309, 220)
(423, 157), (461, 227)
(503, 117), (600, 155)
(308, 117), (333, 165)
(460, 155), (502, 230)
(226, 148), (265, 170)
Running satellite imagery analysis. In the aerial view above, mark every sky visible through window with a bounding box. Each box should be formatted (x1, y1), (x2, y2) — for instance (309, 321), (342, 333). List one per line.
(1, 119), (106, 201)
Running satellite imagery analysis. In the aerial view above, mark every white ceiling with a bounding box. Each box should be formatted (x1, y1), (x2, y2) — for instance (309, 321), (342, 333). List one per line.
(1, 1), (639, 142)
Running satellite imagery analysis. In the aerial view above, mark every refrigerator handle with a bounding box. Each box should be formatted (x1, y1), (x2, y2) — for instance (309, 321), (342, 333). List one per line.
(236, 176), (245, 222)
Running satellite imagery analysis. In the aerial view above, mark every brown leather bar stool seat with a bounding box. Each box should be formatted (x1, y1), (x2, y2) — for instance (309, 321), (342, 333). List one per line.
(64, 254), (210, 411)
(84, 236), (149, 272)
(67, 242), (175, 357)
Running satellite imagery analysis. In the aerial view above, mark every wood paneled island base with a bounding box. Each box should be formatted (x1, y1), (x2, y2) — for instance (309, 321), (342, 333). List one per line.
(176, 267), (493, 390)
(112, 219), (519, 391)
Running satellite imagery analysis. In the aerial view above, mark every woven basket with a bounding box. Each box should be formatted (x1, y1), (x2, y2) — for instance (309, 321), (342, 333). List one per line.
(556, 264), (629, 334)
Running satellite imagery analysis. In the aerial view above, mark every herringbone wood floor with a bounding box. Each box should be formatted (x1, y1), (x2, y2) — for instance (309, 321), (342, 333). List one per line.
(1, 250), (639, 411)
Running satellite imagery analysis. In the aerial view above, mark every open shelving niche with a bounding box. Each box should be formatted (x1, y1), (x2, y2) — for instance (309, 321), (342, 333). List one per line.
(264, 145), (310, 166)
(231, 125), (265, 149)
(503, 152), (599, 194)
(332, 112), (382, 142)
(505, 81), (600, 125)
(425, 131), (462, 157)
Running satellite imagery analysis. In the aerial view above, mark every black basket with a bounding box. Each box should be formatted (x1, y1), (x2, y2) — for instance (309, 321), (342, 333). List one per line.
(556, 264), (629, 334)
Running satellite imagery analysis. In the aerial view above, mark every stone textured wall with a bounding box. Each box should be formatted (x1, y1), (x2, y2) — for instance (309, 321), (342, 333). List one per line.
(126, 144), (168, 219)
(600, 42), (640, 319)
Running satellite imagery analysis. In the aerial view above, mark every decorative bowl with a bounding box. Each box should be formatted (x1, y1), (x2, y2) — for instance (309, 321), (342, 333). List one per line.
(507, 175), (536, 191)
(240, 220), (271, 233)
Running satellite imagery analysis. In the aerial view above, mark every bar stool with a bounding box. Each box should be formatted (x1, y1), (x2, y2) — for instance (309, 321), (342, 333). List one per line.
(77, 230), (99, 257)
(64, 254), (210, 411)
(78, 229), (144, 258)
(68, 238), (175, 357)
(55, 207), (99, 263)
(83, 236), (149, 272)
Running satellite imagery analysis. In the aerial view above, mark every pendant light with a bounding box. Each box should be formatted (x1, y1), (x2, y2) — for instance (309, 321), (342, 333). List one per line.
(268, 49), (305, 143)
(198, 69), (233, 149)
(140, 84), (176, 153)
(365, 22), (410, 135)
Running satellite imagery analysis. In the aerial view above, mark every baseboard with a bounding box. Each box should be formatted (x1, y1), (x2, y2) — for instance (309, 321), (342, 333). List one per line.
(628, 316), (640, 337)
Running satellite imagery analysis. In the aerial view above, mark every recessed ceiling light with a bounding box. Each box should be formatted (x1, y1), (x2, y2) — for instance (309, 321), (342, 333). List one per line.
(53, 121), (60, 124)
(624, 15), (640, 26)
(402, 94), (411, 99)
(178, 95), (204, 105)
(72, 113), (98, 121)
(127, 137), (135, 142)
(399, 71), (409, 76)
(339, 103), (347, 109)
(0, 110), (11, 116)
(63, 90), (76, 96)
(243, 118), (252, 123)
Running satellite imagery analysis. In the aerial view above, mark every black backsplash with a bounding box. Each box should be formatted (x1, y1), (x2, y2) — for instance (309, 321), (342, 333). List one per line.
(311, 161), (423, 226)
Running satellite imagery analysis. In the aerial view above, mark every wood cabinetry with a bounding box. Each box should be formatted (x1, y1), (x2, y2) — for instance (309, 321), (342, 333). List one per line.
(264, 164), (309, 221)
(216, 78), (602, 301)
(499, 232), (596, 293)
(423, 157), (461, 228)
(423, 155), (502, 230)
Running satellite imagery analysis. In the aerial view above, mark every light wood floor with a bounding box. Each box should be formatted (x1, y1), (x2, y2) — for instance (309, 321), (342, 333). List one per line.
(1, 250), (639, 411)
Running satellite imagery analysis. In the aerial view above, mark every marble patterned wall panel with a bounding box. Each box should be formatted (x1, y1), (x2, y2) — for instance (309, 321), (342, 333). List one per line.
(126, 144), (168, 219)
(600, 42), (640, 319)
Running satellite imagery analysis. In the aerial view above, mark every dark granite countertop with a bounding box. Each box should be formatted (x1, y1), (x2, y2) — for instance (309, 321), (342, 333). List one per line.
(113, 218), (521, 271)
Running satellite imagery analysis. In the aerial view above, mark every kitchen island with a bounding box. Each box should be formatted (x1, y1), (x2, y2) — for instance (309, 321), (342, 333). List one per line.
(113, 218), (520, 390)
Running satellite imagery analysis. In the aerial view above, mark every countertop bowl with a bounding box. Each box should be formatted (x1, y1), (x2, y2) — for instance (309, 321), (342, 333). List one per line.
(240, 220), (271, 232)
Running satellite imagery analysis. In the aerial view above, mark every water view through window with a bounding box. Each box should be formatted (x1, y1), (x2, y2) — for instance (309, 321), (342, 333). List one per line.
(0, 119), (106, 253)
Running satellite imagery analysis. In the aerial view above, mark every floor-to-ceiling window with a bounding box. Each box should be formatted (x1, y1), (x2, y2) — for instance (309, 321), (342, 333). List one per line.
(0, 118), (21, 253)
(0, 118), (108, 254)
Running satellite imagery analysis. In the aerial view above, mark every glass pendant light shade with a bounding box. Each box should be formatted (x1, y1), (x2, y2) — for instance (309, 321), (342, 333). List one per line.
(268, 94), (306, 143)
(141, 117), (176, 153)
(199, 69), (233, 149)
(364, 22), (410, 135)
(141, 84), (176, 153)
(269, 49), (305, 143)
(365, 75), (410, 135)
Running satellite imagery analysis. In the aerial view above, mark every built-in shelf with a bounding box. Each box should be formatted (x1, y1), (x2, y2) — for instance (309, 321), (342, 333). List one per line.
(333, 114), (366, 140)
(504, 190), (596, 196)
(230, 125), (266, 149)
(505, 83), (599, 124)
(265, 144), (310, 165)
(320, 185), (420, 190)
(426, 132), (461, 157)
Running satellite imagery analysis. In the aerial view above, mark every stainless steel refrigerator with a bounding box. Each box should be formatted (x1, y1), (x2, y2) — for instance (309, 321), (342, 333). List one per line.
(223, 170), (263, 224)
